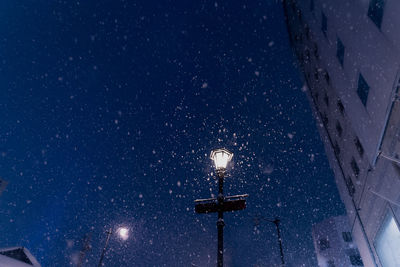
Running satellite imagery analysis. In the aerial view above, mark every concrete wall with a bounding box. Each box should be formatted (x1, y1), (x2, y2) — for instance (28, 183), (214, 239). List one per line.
(283, 0), (400, 266)
(312, 216), (362, 267)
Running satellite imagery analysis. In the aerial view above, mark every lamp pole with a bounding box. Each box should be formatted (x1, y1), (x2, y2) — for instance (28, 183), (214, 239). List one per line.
(195, 148), (248, 267)
(97, 228), (112, 267)
(254, 216), (285, 266)
(273, 218), (285, 266)
(217, 170), (225, 267)
(96, 226), (129, 266)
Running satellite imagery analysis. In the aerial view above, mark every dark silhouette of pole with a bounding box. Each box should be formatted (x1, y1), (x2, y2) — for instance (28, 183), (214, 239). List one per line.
(217, 171), (225, 267)
(272, 218), (285, 266)
(97, 228), (112, 267)
(254, 216), (285, 266)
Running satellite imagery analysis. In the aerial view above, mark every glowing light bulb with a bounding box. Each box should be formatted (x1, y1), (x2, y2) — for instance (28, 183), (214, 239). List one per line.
(210, 148), (233, 170)
(117, 227), (129, 241)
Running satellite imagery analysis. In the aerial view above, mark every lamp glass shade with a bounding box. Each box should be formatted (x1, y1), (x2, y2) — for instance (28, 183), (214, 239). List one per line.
(210, 148), (233, 170)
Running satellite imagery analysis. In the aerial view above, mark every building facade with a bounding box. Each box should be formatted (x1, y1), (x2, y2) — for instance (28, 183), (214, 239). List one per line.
(312, 216), (363, 267)
(283, 0), (400, 266)
(0, 247), (41, 267)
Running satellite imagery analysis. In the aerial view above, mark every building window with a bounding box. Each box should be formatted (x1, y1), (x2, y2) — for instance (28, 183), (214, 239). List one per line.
(337, 38), (345, 66)
(374, 210), (400, 267)
(291, 1), (296, 13)
(324, 71), (330, 84)
(357, 74), (370, 107)
(305, 49), (310, 61)
(298, 53), (303, 62)
(354, 137), (364, 157)
(342, 232), (353, 242)
(314, 68), (319, 81)
(297, 34), (303, 42)
(349, 254), (364, 266)
(322, 12), (327, 37)
(319, 238), (330, 251)
(310, 0), (314, 12)
(346, 176), (356, 196)
(337, 99), (345, 116)
(0, 248), (33, 265)
(351, 158), (360, 177)
(314, 43), (319, 59)
(322, 113), (329, 127)
(333, 141), (341, 157)
(336, 121), (343, 137)
(324, 93), (330, 107)
(393, 160), (400, 177)
(297, 9), (303, 24)
(314, 92), (319, 102)
(368, 0), (385, 29)
(305, 25), (310, 40)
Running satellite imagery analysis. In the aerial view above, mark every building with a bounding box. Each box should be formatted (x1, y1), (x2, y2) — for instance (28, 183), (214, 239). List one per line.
(312, 216), (363, 267)
(283, 0), (400, 266)
(0, 247), (41, 267)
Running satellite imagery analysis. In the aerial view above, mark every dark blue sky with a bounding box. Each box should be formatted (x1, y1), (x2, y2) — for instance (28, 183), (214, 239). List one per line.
(0, 0), (345, 266)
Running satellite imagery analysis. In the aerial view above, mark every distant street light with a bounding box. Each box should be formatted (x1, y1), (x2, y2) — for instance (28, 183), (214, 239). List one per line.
(195, 148), (248, 267)
(254, 216), (285, 266)
(116, 227), (129, 241)
(97, 226), (129, 267)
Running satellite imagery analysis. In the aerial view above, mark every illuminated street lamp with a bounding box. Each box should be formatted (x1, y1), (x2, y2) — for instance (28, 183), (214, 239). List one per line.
(195, 148), (248, 267)
(97, 226), (129, 267)
(210, 148), (233, 171)
(116, 227), (129, 241)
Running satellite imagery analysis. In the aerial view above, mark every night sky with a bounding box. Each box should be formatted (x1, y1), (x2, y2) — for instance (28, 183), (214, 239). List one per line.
(0, 1), (345, 266)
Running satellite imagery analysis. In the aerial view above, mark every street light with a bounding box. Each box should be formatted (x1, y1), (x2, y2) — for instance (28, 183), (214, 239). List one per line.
(195, 148), (248, 267)
(116, 227), (129, 241)
(210, 148), (233, 171)
(97, 226), (129, 267)
(254, 216), (285, 266)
